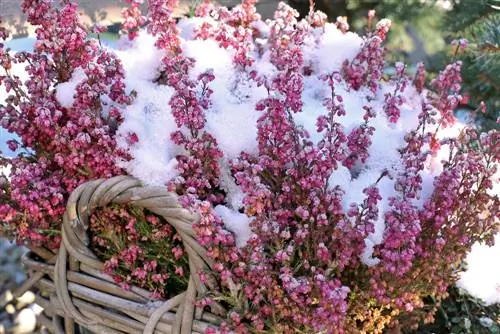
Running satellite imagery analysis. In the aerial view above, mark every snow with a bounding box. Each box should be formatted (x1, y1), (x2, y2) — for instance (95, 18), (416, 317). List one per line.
(479, 317), (495, 328)
(342, 167), (396, 266)
(115, 81), (180, 187)
(313, 23), (363, 74)
(457, 233), (500, 305)
(55, 68), (87, 108)
(114, 32), (164, 82)
(177, 17), (209, 40)
(183, 38), (265, 159)
(219, 159), (245, 210)
(1, 164), (11, 178)
(427, 121), (465, 172)
(327, 165), (352, 192)
(251, 20), (271, 38)
(113, 33), (182, 187)
(214, 205), (252, 247)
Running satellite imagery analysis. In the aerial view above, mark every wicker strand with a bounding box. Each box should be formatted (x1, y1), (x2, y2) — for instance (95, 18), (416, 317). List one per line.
(54, 244), (96, 326)
(143, 293), (186, 334)
(180, 275), (197, 334)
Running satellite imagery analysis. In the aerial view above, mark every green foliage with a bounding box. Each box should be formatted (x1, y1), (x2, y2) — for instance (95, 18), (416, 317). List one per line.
(413, 286), (500, 334)
(446, 0), (498, 33)
(89, 204), (190, 297)
(444, 0), (500, 130)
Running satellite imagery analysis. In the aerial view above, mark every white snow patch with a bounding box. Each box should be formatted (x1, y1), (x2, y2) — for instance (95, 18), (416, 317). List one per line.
(114, 32), (164, 82)
(116, 85), (180, 186)
(219, 160), (245, 210)
(114, 32), (182, 186)
(458, 233), (500, 305)
(1, 164), (11, 179)
(327, 165), (351, 192)
(214, 205), (252, 247)
(479, 317), (495, 328)
(252, 20), (271, 38)
(314, 23), (363, 74)
(182, 39), (265, 159)
(55, 68), (87, 108)
(177, 17), (208, 40)
(345, 169), (395, 266)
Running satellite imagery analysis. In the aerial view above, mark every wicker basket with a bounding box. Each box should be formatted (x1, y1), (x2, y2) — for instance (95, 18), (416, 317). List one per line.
(14, 176), (226, 334)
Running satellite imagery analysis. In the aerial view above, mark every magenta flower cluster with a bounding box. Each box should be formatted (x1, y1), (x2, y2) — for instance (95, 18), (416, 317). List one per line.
(0, 0), (130, 248)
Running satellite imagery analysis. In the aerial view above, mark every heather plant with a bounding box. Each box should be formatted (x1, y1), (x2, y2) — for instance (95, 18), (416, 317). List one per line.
(1, 0), (499, 333)
(130, 2), (498, 332)
(0, 0), (131, 249)
(121, 0), (147, 40)
(89, 204), (190, 298)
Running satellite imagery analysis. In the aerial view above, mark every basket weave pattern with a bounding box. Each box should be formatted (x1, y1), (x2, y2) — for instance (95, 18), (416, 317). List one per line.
(17, 176), (224, 334)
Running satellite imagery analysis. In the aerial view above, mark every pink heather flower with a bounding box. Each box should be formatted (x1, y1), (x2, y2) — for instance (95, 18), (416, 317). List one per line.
(413, 62), (426, 93)
(7, 140), (18, 152)
(204, 327), (217, 334)
(132, 268), (147, 280)
(151, 291), (163, 299)
(307, 9), (328, 28)
(480, 101), (487, 113)
(383, 62), (408, 123)
(172, 246), (184, 260)
(92, 23), (107, 34)
(175, 266), (184, 277)
(151, 274), (164, 283)
(344, 106), (376, 168)
(375, 18), (392, 40)
(342, 19), (390, 93)
(144, 260), (158, 271)
(451, 38), (469, 49)
(121, 0), (146, 40)
(194, 0), (259, 68)
(335, 16), (349, 33)
(430, 61), (462, 127)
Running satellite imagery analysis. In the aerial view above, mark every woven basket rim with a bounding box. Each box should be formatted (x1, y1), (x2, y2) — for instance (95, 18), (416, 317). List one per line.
(17, 176), (228, 334)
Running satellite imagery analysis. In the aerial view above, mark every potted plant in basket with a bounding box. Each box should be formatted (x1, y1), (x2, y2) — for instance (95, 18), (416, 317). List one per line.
(0, 0), (498, 333)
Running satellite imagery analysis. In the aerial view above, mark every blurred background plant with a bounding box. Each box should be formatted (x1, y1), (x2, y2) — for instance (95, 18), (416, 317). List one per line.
(411, 286), (500, 334)
(442, 0), (500, 131)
